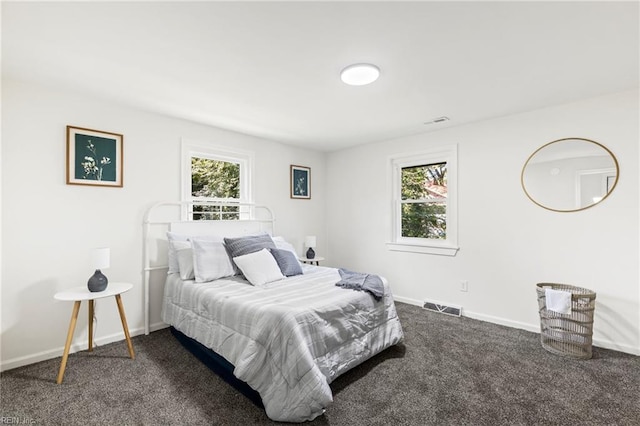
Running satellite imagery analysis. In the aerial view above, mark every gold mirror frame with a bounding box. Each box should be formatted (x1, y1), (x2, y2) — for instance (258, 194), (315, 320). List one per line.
(521, 137), (619, 212)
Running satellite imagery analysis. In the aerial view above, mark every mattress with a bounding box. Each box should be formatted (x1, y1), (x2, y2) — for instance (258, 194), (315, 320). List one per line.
(161, 264), (404, 422)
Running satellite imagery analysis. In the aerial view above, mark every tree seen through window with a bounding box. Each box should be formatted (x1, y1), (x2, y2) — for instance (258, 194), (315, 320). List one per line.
(191, 157), (240, 220)
(401, 162), (447, 239)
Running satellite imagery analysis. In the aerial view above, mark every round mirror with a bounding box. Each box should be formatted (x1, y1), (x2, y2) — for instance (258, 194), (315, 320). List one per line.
(521, 138), (619, 212)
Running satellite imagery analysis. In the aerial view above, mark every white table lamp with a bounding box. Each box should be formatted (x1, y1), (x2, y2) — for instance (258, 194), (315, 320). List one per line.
(88, 247), (110, 292)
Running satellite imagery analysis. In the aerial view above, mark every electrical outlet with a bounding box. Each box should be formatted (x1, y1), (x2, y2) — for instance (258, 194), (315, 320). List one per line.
(460, 280), (468, 292)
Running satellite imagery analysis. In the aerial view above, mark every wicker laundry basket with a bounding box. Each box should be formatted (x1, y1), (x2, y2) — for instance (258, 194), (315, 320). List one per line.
(536, 283), (596, 359)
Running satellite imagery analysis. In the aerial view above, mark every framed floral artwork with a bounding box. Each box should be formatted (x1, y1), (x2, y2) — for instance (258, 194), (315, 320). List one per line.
(290, 165), (310, 199)
(66, 126), (123, 187)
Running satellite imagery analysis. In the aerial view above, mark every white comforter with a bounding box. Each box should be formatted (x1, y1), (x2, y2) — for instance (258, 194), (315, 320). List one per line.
(161, 265), (404, 422)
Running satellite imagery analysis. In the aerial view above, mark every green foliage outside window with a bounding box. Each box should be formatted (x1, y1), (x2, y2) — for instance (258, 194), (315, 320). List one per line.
(191, 157), (240, 220)
(401, 163), (447, 239)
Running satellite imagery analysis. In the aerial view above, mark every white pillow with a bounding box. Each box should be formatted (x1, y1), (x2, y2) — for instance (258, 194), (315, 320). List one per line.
(176, 247), (195, 280)
(233, 248), (284, 286)
(167, 232), (190, 274)
(167, 232), (224, 275)
(191, 237), (236, 283)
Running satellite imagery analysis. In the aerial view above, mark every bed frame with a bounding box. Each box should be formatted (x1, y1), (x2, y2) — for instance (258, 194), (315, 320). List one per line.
(142, 201), (275, 406)
(143, 201), (404, 421)
(169, 326), (264, 408)
(142, 200), (275, 335)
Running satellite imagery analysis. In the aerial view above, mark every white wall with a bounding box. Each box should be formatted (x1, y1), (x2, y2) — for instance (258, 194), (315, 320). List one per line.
(326, 89), (639, 355)
(1, 78), (327, 370)
(2, 80), (638, 372)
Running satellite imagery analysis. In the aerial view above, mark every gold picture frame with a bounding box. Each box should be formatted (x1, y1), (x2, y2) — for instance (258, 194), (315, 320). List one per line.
(66, 126), (123, 187)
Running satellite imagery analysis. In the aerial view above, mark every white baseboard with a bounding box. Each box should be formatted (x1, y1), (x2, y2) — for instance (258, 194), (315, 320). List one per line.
(462, 309), (539, 333)
(393, 295), (424, 307)
(0, 321), (169, 372)
(393, 295), (640, 356)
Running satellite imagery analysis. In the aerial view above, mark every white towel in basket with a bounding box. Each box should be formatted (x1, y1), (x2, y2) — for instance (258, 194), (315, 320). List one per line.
(545, 288), (572, 314)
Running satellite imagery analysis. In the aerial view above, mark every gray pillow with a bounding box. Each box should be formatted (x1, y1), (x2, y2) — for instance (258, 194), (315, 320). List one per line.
(224, 233), (276, 265)
(269, 248), (303, 277)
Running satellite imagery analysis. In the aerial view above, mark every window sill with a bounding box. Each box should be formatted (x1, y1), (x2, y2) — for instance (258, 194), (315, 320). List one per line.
(386, 242), (459, 257)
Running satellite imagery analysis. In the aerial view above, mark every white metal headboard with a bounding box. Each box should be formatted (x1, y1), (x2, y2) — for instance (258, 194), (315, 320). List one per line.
(142, 201), (275, 334)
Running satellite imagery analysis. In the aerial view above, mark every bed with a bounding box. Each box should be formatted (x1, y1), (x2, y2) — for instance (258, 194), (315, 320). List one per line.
(144, 201), (404, 422)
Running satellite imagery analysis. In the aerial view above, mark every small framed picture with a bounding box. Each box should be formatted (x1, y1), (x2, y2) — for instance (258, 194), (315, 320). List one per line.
(290, 165), (311, 199)
(66, 126), (123, 187)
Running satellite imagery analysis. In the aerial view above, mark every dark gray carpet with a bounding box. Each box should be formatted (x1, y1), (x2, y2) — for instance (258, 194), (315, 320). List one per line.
(2, 302), (638, 425)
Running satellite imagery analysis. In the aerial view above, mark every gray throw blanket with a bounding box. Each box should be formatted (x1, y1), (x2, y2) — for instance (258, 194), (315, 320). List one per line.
(335, 268), (384, 301)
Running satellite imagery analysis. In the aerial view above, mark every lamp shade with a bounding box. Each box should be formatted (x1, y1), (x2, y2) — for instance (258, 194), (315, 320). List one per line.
(92, 247), (110, 270)
(304, 236), (316, 248)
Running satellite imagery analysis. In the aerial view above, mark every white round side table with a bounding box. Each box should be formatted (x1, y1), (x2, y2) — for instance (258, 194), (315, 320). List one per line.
(298, 256), (325, 266)
(54, 282), (135, 384)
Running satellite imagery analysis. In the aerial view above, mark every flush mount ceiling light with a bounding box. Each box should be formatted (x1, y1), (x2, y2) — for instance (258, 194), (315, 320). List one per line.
(340, 63), (380, 86)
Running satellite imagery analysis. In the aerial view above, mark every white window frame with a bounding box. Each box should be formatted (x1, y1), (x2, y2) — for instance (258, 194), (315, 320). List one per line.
(180, 139), (254, 221)
(387, 145), (459, 256)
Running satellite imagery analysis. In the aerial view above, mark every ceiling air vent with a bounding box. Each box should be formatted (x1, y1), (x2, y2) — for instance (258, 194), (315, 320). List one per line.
(424, 116), (450, 125)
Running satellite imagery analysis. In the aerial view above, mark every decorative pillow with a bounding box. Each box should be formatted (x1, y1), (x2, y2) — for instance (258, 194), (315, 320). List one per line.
(176, 247), (195, 280)
(167, 232), (221, 274)
(167, 232), (190, 274)
(233, 249), (284, 286)
(224, 233), (276, 260)
(269, 248), (303, 277)
(272, 236), (303, 265)
(191, 237), (236, 283)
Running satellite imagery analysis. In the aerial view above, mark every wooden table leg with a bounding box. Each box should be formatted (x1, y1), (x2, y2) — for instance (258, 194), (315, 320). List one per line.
(115, 294), (135, 360)
(57, 301), (81, 384)
(88, 299), (94, 352)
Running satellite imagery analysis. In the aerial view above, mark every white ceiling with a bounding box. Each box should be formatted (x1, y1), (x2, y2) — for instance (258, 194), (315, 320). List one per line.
(3, 1), (638, 152)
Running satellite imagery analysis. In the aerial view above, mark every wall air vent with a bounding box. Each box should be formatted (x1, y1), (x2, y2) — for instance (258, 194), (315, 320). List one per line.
(423, 300), (462, 317)
(424, 116), (450, 125)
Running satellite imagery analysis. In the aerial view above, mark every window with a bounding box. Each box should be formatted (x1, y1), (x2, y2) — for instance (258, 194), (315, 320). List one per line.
(401, 162), (448, 239)
(181, 140), (253, 220)
(388, 146), (458, 256)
